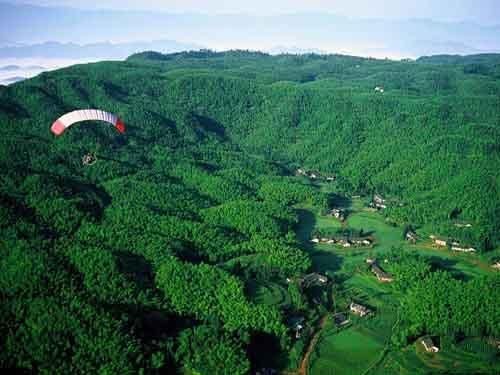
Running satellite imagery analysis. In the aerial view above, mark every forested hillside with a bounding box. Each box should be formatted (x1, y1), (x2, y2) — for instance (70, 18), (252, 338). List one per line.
(1, 51), (499, 373)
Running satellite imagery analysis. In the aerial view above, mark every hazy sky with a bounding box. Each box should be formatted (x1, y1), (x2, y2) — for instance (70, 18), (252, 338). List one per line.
(2, 0), (499, 60)
(13, 0), (500, 25)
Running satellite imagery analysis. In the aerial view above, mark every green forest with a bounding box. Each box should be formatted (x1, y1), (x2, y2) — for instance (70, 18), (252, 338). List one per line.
(0, 51), (499, 374)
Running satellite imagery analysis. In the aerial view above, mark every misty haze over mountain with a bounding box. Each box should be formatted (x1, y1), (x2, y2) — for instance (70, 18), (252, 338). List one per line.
(0, 40), (204, 59)
(1, 1), (500, 85)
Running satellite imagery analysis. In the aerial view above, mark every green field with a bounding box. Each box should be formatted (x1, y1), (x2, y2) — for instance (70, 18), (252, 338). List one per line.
(309, 320), (385, 375)
(370, 338), (500, 375)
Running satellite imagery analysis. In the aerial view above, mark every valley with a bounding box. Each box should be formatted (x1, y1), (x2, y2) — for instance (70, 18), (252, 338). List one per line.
(289, 186), (497, 374)
(0, 51), (499, 374)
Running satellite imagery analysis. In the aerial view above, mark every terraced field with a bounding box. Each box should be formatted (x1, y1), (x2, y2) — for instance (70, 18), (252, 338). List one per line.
(247, 280), (291, 308)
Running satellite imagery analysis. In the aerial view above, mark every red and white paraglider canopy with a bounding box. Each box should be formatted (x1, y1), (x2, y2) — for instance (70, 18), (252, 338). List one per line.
(51, 109), (125, 136)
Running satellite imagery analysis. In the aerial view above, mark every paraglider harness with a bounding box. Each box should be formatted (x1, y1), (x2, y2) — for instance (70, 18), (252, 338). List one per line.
(82, 152), (97, 166)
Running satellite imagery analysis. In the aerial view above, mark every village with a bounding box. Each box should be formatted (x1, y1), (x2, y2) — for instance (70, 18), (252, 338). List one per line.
(279, 184), (498, 374)
(285, 254), (395, 340)
(428, 235), (477, 253)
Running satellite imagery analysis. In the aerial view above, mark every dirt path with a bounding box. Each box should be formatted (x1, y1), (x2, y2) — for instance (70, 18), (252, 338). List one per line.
(297, 315), (329, 375)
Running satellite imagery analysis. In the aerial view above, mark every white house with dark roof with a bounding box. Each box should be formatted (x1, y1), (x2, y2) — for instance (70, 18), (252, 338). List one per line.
(405, 231), (418, 243)
(421, 337), (439, 353)
(434, 239), (447, 247)
(371, 263), (393, 282)
(350, 302), (370, 317)
(451, 246), (476, 253)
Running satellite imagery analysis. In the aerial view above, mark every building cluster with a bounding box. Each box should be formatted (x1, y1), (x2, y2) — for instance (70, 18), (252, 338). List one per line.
(454, 223), (472, 228)
(451, 244), (476, 253)
(370, 194), (387, 209)
(298, 273), (328, 289)
(328, 208), (346, 221)
(296, 168), (335, 182)
(349, 238), (373, 247)
(429, 235), (476, 253)
(310, 237), (336, 244)
(310, 236), (372, 248)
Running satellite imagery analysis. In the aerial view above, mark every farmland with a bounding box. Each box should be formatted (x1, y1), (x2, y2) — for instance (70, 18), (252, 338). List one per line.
(294, 189), (498, 375)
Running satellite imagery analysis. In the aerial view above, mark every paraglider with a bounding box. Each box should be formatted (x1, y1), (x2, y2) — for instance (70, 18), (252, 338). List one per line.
(51, 109), (125, 136)
(81, 152), (97, 166)
(51, 109), (125, 166)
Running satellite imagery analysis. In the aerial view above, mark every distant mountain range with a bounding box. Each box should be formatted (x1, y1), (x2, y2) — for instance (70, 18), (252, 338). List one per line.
(0, 65), (45, 85)
(0, 40), (204, 59)
(268, 46), (328, 55)
(0, 64), (45, 71)
(1, 75), (25, 84)
(1, 2), (500, 58)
